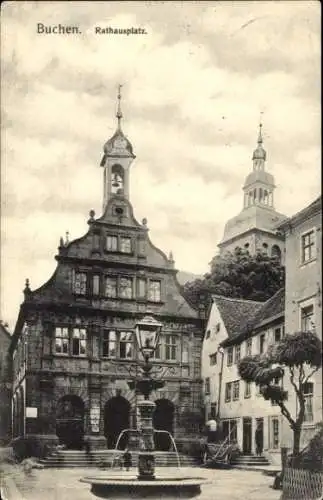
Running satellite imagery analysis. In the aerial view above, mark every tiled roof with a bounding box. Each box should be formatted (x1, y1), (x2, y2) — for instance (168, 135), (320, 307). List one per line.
(218, 288), (285, 347)
(251, 288), (285, 328)
(212, 295), (263, 338)
(276, 196), (321, 231)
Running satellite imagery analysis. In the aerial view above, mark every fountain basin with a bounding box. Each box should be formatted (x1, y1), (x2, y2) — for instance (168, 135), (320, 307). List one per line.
(80, 474), (210, 498)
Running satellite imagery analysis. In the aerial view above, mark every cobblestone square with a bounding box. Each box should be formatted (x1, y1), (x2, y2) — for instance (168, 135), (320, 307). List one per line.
(1, 464), (281, 500)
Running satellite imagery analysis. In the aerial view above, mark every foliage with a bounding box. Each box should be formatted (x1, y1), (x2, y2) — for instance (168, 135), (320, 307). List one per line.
(182, 247), (285, 308)
(238, 331), (322, 456)
(289, 422), (323, 472)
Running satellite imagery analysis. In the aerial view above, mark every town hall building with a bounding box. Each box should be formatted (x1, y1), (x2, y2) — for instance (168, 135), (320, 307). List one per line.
(9, 89), (205, 451)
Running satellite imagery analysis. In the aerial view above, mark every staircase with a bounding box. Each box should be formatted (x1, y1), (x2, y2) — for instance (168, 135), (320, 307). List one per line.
(231, 453), (271, 468)
(39, 449), (198, 468)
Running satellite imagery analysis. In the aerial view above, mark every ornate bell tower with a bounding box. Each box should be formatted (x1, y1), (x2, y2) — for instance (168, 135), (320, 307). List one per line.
(100, 85), (136, 211)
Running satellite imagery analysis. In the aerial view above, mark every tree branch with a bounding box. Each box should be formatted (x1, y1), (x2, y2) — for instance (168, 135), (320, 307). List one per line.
(304, 366), (319, 385)
(289, 366), (301, 398)
(276, 399), (296, 429)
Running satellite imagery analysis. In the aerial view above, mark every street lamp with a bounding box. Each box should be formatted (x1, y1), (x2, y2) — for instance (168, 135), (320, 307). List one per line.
(129, 315), (164, 481)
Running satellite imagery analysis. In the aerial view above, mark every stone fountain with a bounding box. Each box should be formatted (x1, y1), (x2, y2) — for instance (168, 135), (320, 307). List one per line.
(81, 316), (208, 498)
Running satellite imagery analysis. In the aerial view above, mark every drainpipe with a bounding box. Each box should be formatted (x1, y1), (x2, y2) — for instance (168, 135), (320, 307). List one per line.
(217, 347), (225, 429)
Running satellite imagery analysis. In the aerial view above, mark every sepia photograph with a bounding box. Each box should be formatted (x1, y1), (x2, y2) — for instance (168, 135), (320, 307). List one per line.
(0, 1), (321, 499)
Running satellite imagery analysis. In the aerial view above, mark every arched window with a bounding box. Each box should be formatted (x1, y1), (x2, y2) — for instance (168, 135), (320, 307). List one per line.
(111, 164), (125, 194)
(271, 245), (282, 263)
(264, 190), (268, 204)
(262, 242), (268, 255)
(259, 188), (263, 203)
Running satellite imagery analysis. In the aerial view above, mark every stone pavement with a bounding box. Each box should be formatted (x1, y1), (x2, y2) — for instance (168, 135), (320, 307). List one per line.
(0, 463), (281, 500)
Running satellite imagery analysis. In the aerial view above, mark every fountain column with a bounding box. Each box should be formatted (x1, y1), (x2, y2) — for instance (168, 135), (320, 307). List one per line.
(137, 400), (156, 481)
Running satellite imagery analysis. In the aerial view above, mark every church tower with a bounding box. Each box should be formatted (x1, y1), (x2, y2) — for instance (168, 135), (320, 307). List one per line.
(218, 123), (287, 261)
(100, 85), (136, 211)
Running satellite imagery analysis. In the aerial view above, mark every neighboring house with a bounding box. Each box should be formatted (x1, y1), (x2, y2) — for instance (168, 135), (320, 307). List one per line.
(0, 321), (12, 443)
(277, 195), (322, 450)
(202, 290), (285, 464)
(218, 124), (286, 260)
(9, 92), (204, 451)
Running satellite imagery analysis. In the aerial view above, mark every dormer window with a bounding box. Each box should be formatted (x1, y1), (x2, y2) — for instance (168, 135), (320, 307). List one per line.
(120, 237), (132, 254)
(148, 280), (161, 302)
(106, 235), (118, 252)
(73, 272), (87, 295)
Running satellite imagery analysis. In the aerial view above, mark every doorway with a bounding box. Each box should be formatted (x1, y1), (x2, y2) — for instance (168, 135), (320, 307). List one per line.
(255, 417), (264, 455)
(56, 395), (85, 449)
(153, 399), (174, 451)
(242, 417), (252, 454)
(104, 396), (130, 449)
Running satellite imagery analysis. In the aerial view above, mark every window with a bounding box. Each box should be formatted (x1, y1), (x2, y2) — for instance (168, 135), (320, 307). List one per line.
(105, 277), (117, 298)
(92, 275), (100, 296)
(225, 382), (232, 402)
(301, 305), (315, 332)
(233, 380), (240, 401)
(72, 328), (86, 356)
(73, 272), (87, 295)
(259, 334), (266, 354)
(274, 327), (282, 342)
(209, 353), (217, 366)
(244, 381), (251, 399)
(303, 382), (314, 422)
(205, 377), (210, 394)
(215, 323), (221, 333)
(137, 278), (146, 299)
(152, 338), (162, 359)
(106, 235), (118, 252)
(209, 403), (217, 420)
(119, 277), (133, 299)
(227, 347), (233, 366)
(270, 417), (280, 449)
(120, 237), (132, 254)
(301, 230), (315, 263)
(234, 345), (241, 364)
(222, 419), (238, 443)
(148, 280), (161, 302)
(102, 331), (117, 358)
(205, 329), (211, 339)
(55, 327), (69, 354)
(119, 332), (134, 359)
(246, 338), (252, 356)
(165, 335), (177, 361)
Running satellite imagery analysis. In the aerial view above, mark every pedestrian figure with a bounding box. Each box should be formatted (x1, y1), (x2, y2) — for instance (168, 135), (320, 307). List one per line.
(123, 448), (132, 471)
(255, 424), (263, 456)
(84, 439), (92, 463)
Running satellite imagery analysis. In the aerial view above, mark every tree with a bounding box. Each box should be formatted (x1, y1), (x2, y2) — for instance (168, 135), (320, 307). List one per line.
(238, 331), (322, 456)
(182, 247), (285, 308)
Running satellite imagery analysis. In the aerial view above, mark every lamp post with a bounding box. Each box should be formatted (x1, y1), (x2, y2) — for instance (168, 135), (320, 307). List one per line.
(127, 315), (164, 481)
(217, 346), (225, 429)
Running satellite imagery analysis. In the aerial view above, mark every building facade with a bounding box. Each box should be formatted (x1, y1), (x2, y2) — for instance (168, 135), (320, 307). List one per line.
(201, 290), (286, 464)
(0, 321), (12, 443)
(218, 124), (287, 260)
(10, 92), (204, 450)
(277, 196), (322, 449)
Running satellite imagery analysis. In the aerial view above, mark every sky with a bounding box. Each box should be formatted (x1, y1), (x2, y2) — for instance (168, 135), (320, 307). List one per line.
(1, 1), (321, 331)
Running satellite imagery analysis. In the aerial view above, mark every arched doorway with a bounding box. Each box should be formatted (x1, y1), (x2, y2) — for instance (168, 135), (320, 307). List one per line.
(153, 399), (175, 451)
(56, 395), (85, 449)
(271, 245), (282, 263)
(104, 396), (130, 449)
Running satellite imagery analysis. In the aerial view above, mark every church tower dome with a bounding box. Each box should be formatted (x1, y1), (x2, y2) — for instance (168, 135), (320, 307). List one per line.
(218, 121), (287, 258)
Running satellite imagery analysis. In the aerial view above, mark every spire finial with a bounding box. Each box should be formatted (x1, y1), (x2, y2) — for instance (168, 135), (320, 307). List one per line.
(116, 84), (123, 130)
(258, 112), (264, 144)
